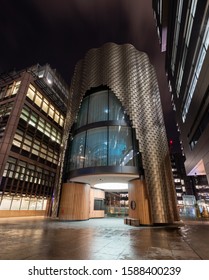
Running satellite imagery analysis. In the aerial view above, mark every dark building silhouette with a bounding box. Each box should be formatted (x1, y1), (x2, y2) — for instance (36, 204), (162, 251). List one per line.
(153, 0), (209, 198)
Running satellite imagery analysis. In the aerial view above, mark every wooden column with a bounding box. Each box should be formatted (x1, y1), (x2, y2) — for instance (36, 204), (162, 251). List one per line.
(128, 179), (152, 225)
(59, 182), (90, 220)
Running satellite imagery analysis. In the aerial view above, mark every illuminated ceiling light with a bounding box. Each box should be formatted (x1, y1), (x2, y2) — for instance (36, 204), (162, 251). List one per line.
(94, 182), (128, 190)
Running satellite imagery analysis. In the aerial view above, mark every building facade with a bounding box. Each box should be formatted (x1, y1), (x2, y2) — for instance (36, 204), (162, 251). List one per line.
(153, 0), (209, 185)
(56, 42), (179, 225)
(0, 64), (69, 217)
(170, 152), (192, 204)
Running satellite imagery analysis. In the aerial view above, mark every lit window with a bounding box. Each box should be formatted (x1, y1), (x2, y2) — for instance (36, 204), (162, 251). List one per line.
(28, 120), (36, 127)
(42, 100), (49, 113)
(48, 107), (54, 118)
(12, 81), (21, 95)
(12, 140), (21, 147)
(5, 84), (13, 97)
(54, 113), (59, 123)
(22, 144), (30, 152)
(38, 70), (45, 78)
(14, 133), (23, 141)
(32, 149), (39, 156)
(24, 139), (31, 146)
(59, 116), (64, 127)
(46, 72), (53, 85)
(27, 87), (35, 101)
(174, 178), (181, 183)
(34, 94), (42, 107)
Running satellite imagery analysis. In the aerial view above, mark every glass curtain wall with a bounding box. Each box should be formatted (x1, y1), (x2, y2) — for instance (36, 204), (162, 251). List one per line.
(65, 87), (139, 173)
(76, 89), (126, 128)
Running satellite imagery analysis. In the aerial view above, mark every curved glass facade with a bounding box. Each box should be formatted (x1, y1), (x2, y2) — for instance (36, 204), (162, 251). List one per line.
(64, 87), (141, 177)
(76, 89), (125, 128)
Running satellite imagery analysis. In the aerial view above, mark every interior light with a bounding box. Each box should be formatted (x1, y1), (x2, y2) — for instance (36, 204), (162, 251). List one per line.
(94, 182), (128, 190)
(47, 78), (52, 85)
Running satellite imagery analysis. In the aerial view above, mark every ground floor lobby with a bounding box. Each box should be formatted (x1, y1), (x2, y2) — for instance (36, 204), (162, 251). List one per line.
(0, 216), (209, 260)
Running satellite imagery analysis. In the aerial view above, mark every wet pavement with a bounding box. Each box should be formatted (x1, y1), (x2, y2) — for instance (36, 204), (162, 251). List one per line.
(0, 216), (209, 260)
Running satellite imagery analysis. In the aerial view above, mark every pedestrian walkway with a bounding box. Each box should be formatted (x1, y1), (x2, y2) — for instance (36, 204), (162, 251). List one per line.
(0, 216), (208, 260)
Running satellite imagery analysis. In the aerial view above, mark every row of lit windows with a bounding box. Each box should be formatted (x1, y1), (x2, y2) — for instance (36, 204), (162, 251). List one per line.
(27, 84), (64, 127)
(177, 200), (184, 205)
(0, 81), (21, 100)
(3, 157), (55, 187)
(0, 195), (48, 211)
(20, 106), (62, 144)
(196, 185), (209, 190)
(182, 11), (209, 122)
(174, 178), (185, 185)
(12, 129), (59, 164)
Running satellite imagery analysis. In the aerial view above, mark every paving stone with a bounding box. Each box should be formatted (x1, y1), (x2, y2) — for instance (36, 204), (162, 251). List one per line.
(0, 216), (209, 260)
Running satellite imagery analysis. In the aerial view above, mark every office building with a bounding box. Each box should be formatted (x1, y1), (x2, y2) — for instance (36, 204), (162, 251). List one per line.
(0, 64), (69, 217)
(189, 175), (209, 202)
(56, 42), (179, 225)
(153, 1), (209, 186)
(170, 152), (192, 204)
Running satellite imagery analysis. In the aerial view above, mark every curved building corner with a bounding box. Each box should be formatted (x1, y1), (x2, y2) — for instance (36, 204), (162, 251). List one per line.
(57, 43), (179, 225)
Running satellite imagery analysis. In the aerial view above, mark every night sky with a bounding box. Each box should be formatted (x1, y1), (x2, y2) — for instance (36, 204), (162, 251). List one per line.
(0, 0), (180, 151)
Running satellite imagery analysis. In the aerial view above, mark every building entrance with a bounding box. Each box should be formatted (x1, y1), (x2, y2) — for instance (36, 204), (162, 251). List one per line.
(58, 178), (153, 225)
(105, 191), (129, 217)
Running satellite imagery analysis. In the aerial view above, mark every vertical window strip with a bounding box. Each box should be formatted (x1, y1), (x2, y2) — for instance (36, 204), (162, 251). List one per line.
(182, 16), (209, 122)
(171, 0), (184, 74)
(176, 0), (197, 98)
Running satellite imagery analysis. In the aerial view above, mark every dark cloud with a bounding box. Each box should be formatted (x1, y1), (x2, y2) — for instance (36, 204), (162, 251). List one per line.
(0, 0), (180, 151)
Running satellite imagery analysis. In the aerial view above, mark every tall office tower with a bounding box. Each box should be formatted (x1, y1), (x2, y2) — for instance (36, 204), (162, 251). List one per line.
(57, 42), (179, 225)
(153, 1), (209, 185)
(0, 64), (69, 217)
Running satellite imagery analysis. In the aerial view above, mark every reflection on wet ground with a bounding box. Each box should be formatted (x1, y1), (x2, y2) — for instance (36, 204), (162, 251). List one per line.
(0, 216), (208, 260)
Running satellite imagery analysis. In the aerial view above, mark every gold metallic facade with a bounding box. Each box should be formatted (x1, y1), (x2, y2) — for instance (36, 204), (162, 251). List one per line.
(53, 43), (179, 224)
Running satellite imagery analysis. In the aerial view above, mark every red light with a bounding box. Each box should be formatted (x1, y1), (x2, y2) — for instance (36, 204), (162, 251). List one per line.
(169, 140), (173, 145)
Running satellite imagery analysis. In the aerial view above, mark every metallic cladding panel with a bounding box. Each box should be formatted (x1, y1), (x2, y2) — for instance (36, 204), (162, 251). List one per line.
(58, 43), (179, 223)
